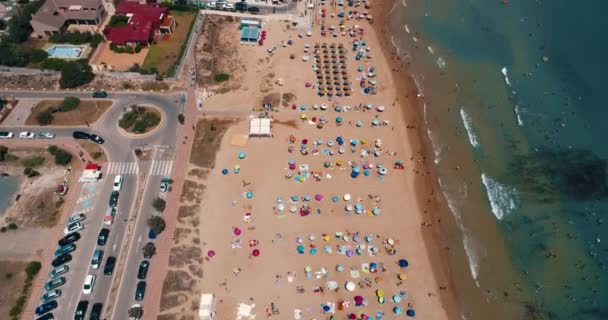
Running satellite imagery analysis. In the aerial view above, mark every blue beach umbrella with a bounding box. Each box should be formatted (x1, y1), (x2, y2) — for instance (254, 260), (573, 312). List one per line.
(297, 245), (305, 254)
(363, 170), (371, 176)
(393, 307), (402, 315)
(406, 309), (416, 317)
(392, 295), (401, 303)
(222, 169), (229, 175)
(336, 116), (343, 123)
(332, 196), (339, 202)
(245, 191), (253, 199)
(372, 119), (380, 126)
(238, 151), (246, 159)
(398, 259), (409, 268)
(310, 248), (318, 255)
(300, 105), (307, 110)
(355, 120), (363, 127)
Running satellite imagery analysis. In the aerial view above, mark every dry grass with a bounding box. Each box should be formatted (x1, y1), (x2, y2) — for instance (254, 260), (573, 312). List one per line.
(190, 118), (233, 168)
(77, 140), (107, 162)
(0, 261), (28, 319)
(143, 11), (196, 73)
(180, 180), (205, 204)
(142, 81), (170, 91)
(25, 99), (113, 126)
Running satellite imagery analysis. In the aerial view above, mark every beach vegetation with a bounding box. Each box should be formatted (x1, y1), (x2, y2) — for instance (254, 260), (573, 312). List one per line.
(213, 73), (229, 83)
(0, 145), (7, 161)
(148, 216), (166, 235)
(59, 96), (80, 112)
(53, 149), (73, 166)
(177, 113), (185, 124)
(50, 31), (104, 47)
(21, 156), (44, 168)
(23, 167), (40, 178)
(152, 197), (166, 212)
(60, 60), (95, 88)
(47, 145), (58, 155)
(7, 223), (18, 230)
(36, 109), (54, 125)
(8, 261), (40, 320)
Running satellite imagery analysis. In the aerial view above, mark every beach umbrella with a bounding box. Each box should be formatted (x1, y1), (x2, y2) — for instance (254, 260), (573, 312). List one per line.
(336, 264), (345, 271)
(398, 259), (409, 268)
(345, 204), (353, 212)
(297, 245), (305, 254)
(324, 245), (332, 253)
(332, 196), (339, 203)
(354, 296), (364, 306)
(310, 248), (318, 255)
(323, 305), (331, 312)
(372, 207), (381, 215)
(398, 273), (406, 280)
(277, 203), (285, 211)
(233, 227), (242, 236)
(245, 191), (253, 199)
(406, 309), (416, 317)
(238, 151), (247, 159)
(348, 314), (357, 320)
(315, 194), (324, 201)
(356, 120), (363, 127)
(343, 193), (351, 201)
(393, 307), (402, 315)
(378, 296), (385, 304)
(289, 205), (297, 213)
(350, 139), (358, 146)
(207, 250), (216, 258)
(378, 168), (388, 175)
(392, 295), (401, 303)
(251, 249), (260, 257)
(345, 282), (356, 291)
(336, 116), (343, 123)
(346, 249), (354, 257)
(372, 119), (380, 126)
(222, 169), (229, 175)
(376, 289), (384, 298)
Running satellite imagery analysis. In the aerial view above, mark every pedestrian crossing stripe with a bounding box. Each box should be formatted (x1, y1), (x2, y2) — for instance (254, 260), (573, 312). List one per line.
(149, 160), (173, 176)
(106, 162), (139, 175)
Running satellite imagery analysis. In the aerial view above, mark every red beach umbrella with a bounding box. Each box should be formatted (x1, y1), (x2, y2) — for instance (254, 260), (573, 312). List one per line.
(233, 227), (242, 236)
(207, 250), (216, 258)
(252, 249), (260, 257)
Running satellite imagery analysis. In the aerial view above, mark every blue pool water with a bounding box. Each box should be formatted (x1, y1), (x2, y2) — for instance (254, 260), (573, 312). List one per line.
(46, 45), (85, 59)
(0, 175), (19, 216)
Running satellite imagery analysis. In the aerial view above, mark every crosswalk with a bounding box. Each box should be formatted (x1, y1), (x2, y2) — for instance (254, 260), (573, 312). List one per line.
(150, 160), (173, 176)
(105, 160), (173, 176)
(106, 162), (139, 175)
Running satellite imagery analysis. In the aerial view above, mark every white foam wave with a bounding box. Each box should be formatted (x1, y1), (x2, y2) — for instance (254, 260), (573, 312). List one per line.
(501, 67), (511, 86)
(459, 107), (479, 148)
(404, 24), (410, 34)
(401, 0), (406, 7)
(427, 46), (434, 55)
(411, 73), (424, 96)
(462, 235), (481, 286)
(390, 35), (401, 56)
(514, 105), (524, 126)
(481, 173), (519, 220)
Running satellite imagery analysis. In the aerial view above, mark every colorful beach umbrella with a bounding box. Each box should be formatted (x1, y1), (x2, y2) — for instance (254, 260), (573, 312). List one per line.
(233, 227), (242, 236)
(207, 250), (216, 258)
(238, 151), (247, 159)
(398, 259), (409, 268)
(252, 249), (260, 257)
(222, 169), (229, 175)
(407, 309), (416, 317)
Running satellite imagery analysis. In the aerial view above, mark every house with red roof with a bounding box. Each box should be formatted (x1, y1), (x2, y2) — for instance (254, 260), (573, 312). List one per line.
(103, 1), (175, 46)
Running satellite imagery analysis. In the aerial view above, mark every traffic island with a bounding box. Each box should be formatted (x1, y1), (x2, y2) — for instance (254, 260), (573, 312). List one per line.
(26, 97), (113, 126)
(117, 105), (164, 137)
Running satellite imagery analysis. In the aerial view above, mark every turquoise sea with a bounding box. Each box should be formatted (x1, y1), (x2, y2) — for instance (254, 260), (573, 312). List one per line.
(0, 175), (19, 215)
(387, 0), (608, 318)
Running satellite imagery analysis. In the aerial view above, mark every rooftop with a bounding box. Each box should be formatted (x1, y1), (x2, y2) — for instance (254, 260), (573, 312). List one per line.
(103, 1), (168, 45)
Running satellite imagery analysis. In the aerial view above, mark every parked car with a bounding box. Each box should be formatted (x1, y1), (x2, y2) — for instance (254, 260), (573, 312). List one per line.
(83, 274), (96, 294)
(97, 228), (110, 246)
(113, 175), (123, 191)
(74, 300), (89, 320)
(72, 131), (90, 139)
(222, 2), (235, 10)
(41, 289), (61, 302)
(135, 281), (146, 301)
(90, 303), (103, 320)
(35, 313), (55, 320)
(54, 243), (76, 257)
(0, 131), (14, 139)
(51, 254), (72, 267)
(160, 180), (169, 193)
(48, 265), (69, 279)
(129, 304), (143, 320)
(91, 250), (103, 269)
(35, 300), (58, 316)
(137, 261), (150, 280)
(92, 90), (107, 98)
(90, 134), (104, 144)
(104, 256), (116, 275)
(247, 6), (260, 13)
(19, 131), (35, 139)
(44, 277), (66, 291)
(109, 191), (119, 207)
(235, 1), (247, 11)
(64, 222), (83, 234)
(67, 213), (86, 224)
(57, 232), (80, 246)
(37, 132), (55, 139)
(147, 228), (157, 240)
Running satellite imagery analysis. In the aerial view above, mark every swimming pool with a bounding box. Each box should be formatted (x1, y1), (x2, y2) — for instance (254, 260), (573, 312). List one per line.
(46, 45), (86, 59)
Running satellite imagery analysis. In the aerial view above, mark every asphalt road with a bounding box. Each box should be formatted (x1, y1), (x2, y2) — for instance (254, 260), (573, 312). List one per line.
(1, 90), (182, 320)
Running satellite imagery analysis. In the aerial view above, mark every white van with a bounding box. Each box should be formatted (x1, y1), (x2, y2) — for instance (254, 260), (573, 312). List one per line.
(113, 175), (123, 191)
(83, 274), (96, 294)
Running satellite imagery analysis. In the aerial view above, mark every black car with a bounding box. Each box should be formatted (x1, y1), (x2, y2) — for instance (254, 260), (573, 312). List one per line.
(108, 191), (119, 207)
(35, 313), (54, 320)
(51, 254), (72, 267)
(235, 1), (247, 11)
(75, 300), (89, 320)
(97, 228), (110, 246)
(90, 303), (103, 320)
(137, 261), (149, 280)
(135, 281), (146, 301)
(104, 256), (116, 275)
(72, 131), (90, 140)
(247, 6), (259, 13)
(89, 134), (104, 145)
(58, 232), (81, 246)
(92, 91), (107, 98)
(35, 300), (58, 316)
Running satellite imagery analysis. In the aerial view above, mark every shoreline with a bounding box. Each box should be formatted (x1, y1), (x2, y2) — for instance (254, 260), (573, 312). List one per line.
(370, 0), (464, 317)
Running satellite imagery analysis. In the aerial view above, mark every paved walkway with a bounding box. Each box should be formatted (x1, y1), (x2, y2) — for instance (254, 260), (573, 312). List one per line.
(1, 98), (38, 126)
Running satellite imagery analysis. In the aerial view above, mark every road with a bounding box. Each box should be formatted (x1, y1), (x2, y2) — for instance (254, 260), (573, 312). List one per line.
(0, 90), (181, 320)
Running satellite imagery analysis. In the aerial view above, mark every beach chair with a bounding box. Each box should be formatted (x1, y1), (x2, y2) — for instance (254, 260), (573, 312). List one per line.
(271, 302), (280, 315)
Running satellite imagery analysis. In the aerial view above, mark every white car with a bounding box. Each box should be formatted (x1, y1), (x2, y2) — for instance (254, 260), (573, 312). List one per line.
(223, 2), (235, 10)
(67, 213), (86, 224)
(64, 222), (83, 235)
(113, 175), (123, 191)
(19, 131), (35, 139)
(37, 132), (55, 139)
(83, 274), (96, 294)
(0, 132), (14, 139)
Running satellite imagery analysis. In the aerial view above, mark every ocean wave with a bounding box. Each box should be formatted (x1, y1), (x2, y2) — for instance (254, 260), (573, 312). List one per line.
(404, 24), (410, 34)
(411, 73), (424, 96)
(427, 46), (435, 55)
(401, 0), (407, 7)
(463, 234), (481, 286)
(390, 35), (401, 56)
(460, 107), (479, 148)
(481, 173), (519, 220)
(514, 105), (524, 126)
(437, 57), (446, 69)
(501, 67), (511, 86)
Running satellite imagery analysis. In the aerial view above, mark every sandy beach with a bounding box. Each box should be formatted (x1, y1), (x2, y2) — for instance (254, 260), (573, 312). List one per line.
(168, 2), (461, 319)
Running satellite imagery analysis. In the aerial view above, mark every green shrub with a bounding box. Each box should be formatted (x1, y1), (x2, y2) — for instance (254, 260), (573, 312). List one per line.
(28, 49), (48, 63)
(40, 58), (67, 71)
(0, 145), (7, 161)
(147, 216), (166, 235)
(92, 151), (103, 159)
(25, 261), (41, 279)
(0, 226), (6, 232)
(152, 197), (166, 212)
(177, 113), (185, 124)
(7, 223), (18, 230)
(5, 153), (19, 161)
(54, 149), (73, 165)
(59, 96), (80, 112)
(21, 156), (44, 167)
(9, 295), (26, 317)
(47, 145), (58, 155)
(59, 60), (95, 88)
(36, 108), (53, 125)
(214, 73), (230, 82)
(108, 15), (129, 27)
(23, 167), (39, 177)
